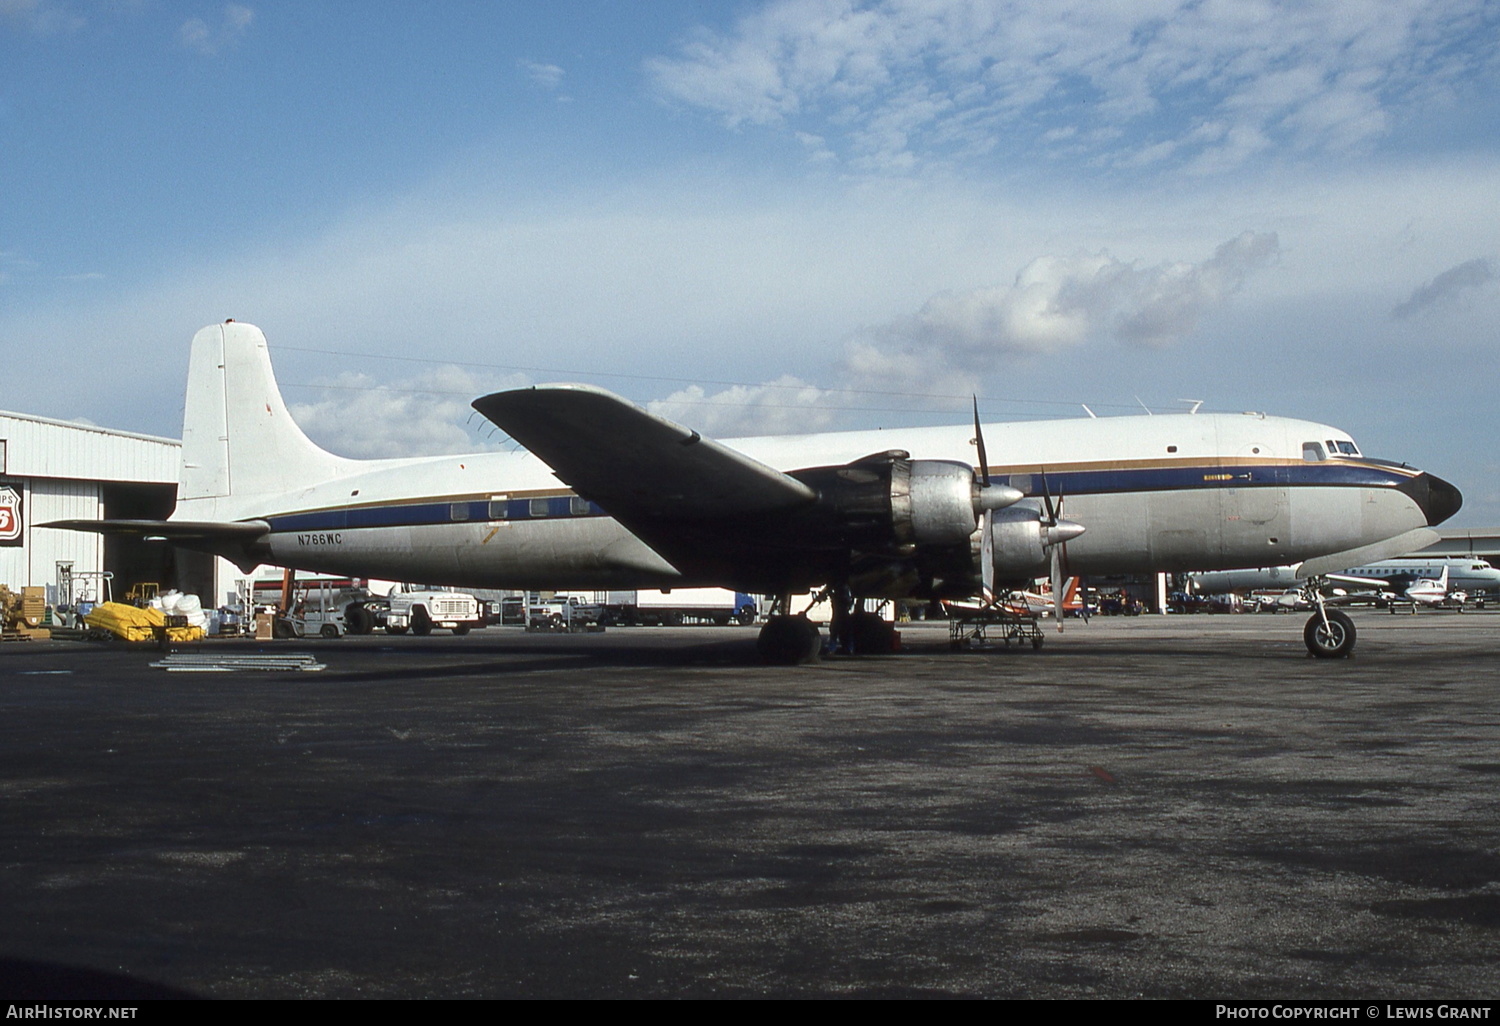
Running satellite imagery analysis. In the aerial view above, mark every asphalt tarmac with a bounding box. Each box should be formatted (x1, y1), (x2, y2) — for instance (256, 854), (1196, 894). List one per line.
(2, 610), (1498, 999)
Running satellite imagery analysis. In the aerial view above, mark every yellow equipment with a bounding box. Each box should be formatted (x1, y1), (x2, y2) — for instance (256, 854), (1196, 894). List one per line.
(83, 602), (205, 643)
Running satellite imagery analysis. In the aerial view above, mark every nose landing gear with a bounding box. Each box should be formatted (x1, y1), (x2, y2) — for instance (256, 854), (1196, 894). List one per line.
(1303, 581), (1356, 658)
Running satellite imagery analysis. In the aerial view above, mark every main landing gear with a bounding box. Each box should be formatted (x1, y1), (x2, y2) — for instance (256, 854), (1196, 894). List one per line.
(1303, 581), (1356, 658)
(756, 589), (903, 664)
(756, 614), (823, 665)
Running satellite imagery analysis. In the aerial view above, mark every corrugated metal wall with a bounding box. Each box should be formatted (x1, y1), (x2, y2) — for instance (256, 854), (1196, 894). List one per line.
(0, 412), (179, 485)
(0, 478), (103, 594)
(0, 413), (177, 596)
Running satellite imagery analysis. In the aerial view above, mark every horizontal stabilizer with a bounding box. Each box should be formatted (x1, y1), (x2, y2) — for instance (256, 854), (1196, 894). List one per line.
(42, 519), (270, 541)
(472, 384), (817, 520)
(1297, 527), (1440, 579)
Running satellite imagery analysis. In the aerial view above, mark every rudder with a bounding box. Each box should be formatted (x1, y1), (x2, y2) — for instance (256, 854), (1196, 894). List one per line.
(178, 321), (349, 506)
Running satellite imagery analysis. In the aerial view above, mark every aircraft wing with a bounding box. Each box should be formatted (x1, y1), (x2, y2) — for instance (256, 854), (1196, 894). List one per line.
(41, 519), (270, 541)
(1297, 527), (1440, 579)
(1324, 572), (1391, 588)
(471, 385), (817, 519)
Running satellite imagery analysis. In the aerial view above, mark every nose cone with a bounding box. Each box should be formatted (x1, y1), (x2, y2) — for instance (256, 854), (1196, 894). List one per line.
(1398, 472), (1463, 526)
(1044, 519), (1087, 546)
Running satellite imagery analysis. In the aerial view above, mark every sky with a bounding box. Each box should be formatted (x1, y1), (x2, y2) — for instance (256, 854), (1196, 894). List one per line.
(2, 0), (1497, 525)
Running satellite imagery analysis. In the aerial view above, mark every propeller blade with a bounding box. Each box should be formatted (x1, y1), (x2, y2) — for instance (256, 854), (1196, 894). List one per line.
(972, 397), (990, 489)
(1039, 471), (1058, 525)
(981, 509), (994, 600)
(1051, 544), (1065, 633)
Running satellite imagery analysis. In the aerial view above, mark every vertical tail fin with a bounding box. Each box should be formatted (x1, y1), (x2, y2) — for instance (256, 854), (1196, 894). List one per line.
(179, 321), (350, 505)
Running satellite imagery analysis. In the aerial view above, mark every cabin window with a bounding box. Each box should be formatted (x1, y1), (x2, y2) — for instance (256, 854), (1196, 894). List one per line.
(1302, 442), (1325, 461)
(488, 498), (509, 520)
(570, 496), (591, 516)
(529, 498), (550, 518)
(1166, 445), (1178, 453)
(449, 502), (470, 522)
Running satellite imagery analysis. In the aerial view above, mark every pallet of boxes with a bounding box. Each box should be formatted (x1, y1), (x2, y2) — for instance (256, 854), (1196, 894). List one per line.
(1, 585), (50, 641)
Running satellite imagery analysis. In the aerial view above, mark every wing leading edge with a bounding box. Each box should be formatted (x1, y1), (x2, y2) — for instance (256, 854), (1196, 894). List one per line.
(471, 384), (817, 520)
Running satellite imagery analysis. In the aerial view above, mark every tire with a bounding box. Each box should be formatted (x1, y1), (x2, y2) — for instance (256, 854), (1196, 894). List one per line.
(273, 617), (297, 639)
(320, 623), (340, 639)
(345, 604), (373, 635)
(1304, 609), (1356, 658)
(411, 606), (432, 636)
(756, 615), (822, 665)
(452, 624), (470, 635)
(848, 611), (896, 655)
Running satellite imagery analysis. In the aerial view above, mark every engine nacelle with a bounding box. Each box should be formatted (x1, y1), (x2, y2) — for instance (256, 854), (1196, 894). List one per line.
(988, 506), (1049, 574)
(894, 459), (984, 547)
(985, 506), (1088, 578)
(778, 452), (1026, 594)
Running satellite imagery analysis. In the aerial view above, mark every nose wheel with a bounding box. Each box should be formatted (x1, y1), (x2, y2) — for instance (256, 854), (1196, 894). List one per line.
(1304, 608), (1356, 658)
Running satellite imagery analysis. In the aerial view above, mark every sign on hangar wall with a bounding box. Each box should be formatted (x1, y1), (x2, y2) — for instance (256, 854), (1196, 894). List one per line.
(0, 483), (22, 546)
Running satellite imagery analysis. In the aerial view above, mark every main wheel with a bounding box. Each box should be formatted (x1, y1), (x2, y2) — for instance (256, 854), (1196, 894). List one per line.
(848, 611), (896, 655)
(1304, 609), (1356, 658)
(411, 606), (433, 636)
(345, 604), (373, 635)
(756, 615), (822, 664)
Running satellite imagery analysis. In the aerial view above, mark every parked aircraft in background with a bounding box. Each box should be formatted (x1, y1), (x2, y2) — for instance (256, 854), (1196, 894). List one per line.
(46, 321), (1462, 661)
(1000, 577), (1087, 625)
(1324, 565), (1467, 611)
(1192, 556), (1498, 600)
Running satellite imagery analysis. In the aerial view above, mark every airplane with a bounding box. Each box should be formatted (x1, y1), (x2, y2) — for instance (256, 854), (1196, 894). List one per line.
(44, 321), (1463, 662)
(1000, 576), (1087, 622)
(1325, 564), (1467, 612)
(1191, 556), (1499, 600)
(935, 576), (1085, 628)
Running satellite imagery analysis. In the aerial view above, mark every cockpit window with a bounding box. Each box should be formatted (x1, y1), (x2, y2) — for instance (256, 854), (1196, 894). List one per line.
(1302, 441), (1325, 461)
(1335, 440), (1359, 456)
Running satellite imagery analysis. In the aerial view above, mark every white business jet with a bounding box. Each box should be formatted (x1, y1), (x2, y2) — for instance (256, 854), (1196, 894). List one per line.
(46, 321), (1462, 661)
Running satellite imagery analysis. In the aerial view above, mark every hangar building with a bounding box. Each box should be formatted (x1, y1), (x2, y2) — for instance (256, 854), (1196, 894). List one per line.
(0, 411), (212, 606)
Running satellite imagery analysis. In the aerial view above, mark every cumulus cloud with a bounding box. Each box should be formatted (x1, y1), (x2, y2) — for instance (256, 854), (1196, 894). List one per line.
(840, 231), (1279, 395)
(1392, 257), (1495, 318)
(648, 0), (1496, 174)
(519, 60), (565, 90)
(647, 376), (840, 437)
(179, 4), (253, 57)
(0, 0), (83, 34)
(286, 364), (528, 459)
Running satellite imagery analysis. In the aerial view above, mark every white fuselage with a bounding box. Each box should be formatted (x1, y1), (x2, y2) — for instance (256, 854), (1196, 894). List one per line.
(179, 411), (1440, 593)
(1194, 556), (1497, 597)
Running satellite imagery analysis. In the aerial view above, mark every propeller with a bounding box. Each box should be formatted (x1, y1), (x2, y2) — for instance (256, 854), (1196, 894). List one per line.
(1039, 472), (1085, 631)
(973, 398), (997, 601)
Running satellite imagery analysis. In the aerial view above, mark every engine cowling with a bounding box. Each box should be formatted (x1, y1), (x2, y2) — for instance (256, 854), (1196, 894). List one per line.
(985, 506), (1088, 578)
(778, 453), (1024, 595)
(895, 459), (991, 547)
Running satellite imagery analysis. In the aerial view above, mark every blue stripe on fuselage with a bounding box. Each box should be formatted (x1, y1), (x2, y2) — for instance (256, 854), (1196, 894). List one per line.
(996, 460), (1405, 499)
(261, 460), (1410, 534)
